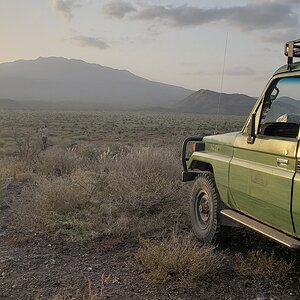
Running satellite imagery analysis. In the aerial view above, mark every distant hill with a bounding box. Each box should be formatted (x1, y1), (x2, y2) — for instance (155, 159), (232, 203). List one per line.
(0, 98), (22, 109)
(174, 89), (256, 116)
(0, 57), (193, 107)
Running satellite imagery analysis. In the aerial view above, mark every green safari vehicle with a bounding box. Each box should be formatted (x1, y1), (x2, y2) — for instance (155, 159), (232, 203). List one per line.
(182, 39), (300, 249)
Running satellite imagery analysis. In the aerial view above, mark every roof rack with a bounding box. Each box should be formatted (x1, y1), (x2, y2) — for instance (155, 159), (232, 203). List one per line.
(285, 39), (300, 71)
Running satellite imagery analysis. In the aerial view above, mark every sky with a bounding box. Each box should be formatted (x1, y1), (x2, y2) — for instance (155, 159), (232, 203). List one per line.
(0, 0), (300, 96)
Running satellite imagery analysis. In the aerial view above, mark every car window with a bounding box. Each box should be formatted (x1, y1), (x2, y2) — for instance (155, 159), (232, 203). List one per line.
(260, 77), (300, 138)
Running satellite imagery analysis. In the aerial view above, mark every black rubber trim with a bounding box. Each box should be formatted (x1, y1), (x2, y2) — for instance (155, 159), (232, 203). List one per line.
(181, 136), (203, 172)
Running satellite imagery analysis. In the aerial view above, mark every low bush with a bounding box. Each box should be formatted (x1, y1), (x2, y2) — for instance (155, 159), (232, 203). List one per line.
(106, 146), (189, 236)
(135, 232), (227, 285)
(13, 144), (190, 241)
(0, 159), (30, 179)
(12, 129), (41, 162)
(236, 250), (293, 284)
(0, 179), (8, 208)
(0, 159), (34, 207)
(36, 147), (79, 176)
(14, 177), (94, 240)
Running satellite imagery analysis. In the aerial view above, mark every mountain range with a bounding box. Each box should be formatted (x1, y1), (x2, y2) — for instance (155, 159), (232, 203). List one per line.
(0, 57), (192, 107)
(0, 57), (256, 115)
(0, 98), (22, 109)
(174, 89), (256, 115)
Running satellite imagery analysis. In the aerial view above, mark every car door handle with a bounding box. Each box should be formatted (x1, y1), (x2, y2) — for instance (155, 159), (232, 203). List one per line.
(277, 158), (289, 166)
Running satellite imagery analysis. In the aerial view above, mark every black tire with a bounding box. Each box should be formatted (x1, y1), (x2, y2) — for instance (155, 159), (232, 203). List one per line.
(191, 171), (222, 244)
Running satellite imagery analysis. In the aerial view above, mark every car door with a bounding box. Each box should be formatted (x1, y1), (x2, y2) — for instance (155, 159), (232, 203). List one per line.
(292, 146), (300, 237)
(229, 76), (300, 235)
(229, 133), (297, 235)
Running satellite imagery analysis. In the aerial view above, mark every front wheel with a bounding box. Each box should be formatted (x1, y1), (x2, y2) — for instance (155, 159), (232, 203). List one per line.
(191, 171), (222, 243)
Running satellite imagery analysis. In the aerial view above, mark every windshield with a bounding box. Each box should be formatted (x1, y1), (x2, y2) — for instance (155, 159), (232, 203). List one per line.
(262, 77), (300, 124)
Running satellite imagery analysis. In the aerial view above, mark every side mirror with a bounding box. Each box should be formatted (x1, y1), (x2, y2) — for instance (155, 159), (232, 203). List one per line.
(247, 113), (256, 144)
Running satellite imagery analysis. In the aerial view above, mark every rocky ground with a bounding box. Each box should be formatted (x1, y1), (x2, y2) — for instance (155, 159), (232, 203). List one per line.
(1, 186), (300, 299)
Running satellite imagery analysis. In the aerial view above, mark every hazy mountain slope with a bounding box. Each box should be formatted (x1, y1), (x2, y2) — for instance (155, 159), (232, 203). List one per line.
(174, 89), (256, 115)
(0, 57), (193, 107)
(0, 98), (23, 109)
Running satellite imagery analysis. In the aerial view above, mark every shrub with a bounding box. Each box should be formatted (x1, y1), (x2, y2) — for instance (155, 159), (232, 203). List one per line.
(36, 147), (79, 176)
(0, 159), (31, 180)
(0, 160), (12, 207)
(0, 159), (34, 206)
(135, 232), (227, 285)
(12, 129), (41, 162)
(13, 144), (190, 240)
(14, 166), (114, 241)
(13, 170), (36, 183)
(14, 177), (94, 240)
(0, 179), (8, 208)
(235, 250), (293, 284)
(70, 169), (108, 197)
(106, 146), (189, 236)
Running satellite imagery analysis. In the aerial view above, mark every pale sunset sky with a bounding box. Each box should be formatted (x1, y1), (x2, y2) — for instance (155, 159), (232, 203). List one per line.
(1, 0), (300, 96)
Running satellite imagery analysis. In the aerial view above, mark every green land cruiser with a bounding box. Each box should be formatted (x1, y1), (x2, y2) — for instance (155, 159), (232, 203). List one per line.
(182, 39), (300, 249)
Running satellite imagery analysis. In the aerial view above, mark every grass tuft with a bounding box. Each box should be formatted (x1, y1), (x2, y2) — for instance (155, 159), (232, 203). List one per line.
(236, 250), (293, 284)
(135, 232), (227, 285)
(47, 277), (108, 300)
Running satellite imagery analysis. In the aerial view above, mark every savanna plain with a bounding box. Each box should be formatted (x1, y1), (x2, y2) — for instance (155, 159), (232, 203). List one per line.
(0, 109), (300, 300)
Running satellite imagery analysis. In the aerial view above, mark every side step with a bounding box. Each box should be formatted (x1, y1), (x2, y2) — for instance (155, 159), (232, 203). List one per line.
(221, 209), (300, 249)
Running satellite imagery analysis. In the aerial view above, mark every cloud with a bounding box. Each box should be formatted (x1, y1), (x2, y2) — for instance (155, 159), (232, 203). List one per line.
(72, 36), (109, 50)
(52, 0), (84, 21)
(102, 1), (136, 18)
(103, 1), (300, 41)
(133, 2), (299, 31)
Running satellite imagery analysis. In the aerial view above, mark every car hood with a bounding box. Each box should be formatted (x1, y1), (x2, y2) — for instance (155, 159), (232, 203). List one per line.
(203, 132), (240, 147)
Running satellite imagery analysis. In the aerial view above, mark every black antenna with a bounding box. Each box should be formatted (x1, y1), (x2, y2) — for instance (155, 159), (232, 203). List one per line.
(214, 32), (228, 134)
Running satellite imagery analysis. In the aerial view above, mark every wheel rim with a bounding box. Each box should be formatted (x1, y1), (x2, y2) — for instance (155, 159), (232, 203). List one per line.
(195, 190), (211, 230)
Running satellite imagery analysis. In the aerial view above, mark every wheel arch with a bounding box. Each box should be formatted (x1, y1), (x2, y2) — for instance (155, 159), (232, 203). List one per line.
(190, 160), (214, 173)
(187, 153), (231, 207)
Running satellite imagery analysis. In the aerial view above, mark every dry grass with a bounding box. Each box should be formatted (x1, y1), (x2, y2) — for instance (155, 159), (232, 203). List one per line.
(46, 276), (110, 300)
(14, 176), (98, 241)
(0, 158), (36, 185)
(0, 159), (29, 178)
(12, 144), (189, 241)
(4, 112), (195, 241)
(106, 146), (189, 236)
(49, 290), (103, 300)
(236, 250), (293, 284)
(47, 281), (105, 300)
(0, 159), (22, 207)
(0, 180), (8, 208)
(12, 129), (41, 162)
(135, 232), (227, 285)
(36, 147), (79, 176)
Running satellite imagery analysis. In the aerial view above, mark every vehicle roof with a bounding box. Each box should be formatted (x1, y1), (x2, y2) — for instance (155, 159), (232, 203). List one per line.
(274, 61), (300, 76)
